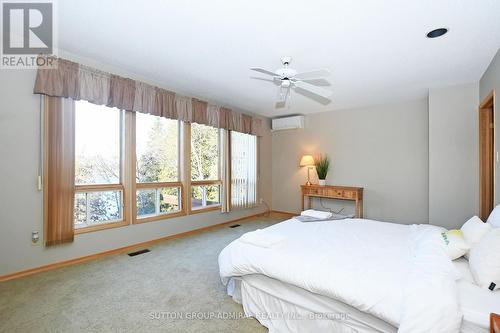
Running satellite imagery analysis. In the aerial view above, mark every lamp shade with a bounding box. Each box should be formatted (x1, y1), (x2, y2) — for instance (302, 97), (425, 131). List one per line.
(299, 155), (315, 167)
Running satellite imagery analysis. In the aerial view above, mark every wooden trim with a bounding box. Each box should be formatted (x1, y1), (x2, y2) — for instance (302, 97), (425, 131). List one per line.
(122, 110), (133, 229)
(135, 210), (186, 224)
(185, 122), (192, 213)
(191, 180), (222, 186)
(479, 90), (496, 220)
(481, 90), (495, 109)
(74, 184), (124, 192)
(0, 211), (267, 282)
(131, 112), (138, 224)
(189, 204), (222, 215)
(136, 182), (183, 189)
(491, 313), (500, 333)
(74, 220), (129, 234)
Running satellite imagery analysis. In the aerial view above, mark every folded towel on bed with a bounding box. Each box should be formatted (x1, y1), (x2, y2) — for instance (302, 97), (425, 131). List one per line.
(295, 213), (355, 222)
(300, 209), (333, 219)
(240, 229), (286, 248)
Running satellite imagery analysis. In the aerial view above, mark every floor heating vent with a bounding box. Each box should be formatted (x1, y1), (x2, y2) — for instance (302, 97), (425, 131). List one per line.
(229, 224), (241, 228)
(128, 249), (150, 257)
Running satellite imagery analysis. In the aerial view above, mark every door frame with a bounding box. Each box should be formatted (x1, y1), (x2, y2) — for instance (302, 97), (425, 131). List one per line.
(479, 90), (496, 220)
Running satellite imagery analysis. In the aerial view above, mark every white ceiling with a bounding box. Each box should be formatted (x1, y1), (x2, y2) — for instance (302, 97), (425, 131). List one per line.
(58, 0), (500, 117)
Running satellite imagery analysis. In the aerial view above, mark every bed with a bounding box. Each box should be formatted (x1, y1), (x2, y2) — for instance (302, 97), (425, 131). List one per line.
(218, 218), (500, 333)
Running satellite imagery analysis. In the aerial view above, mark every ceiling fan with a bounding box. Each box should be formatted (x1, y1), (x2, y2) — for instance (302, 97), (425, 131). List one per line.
(250, 57), (332, 105)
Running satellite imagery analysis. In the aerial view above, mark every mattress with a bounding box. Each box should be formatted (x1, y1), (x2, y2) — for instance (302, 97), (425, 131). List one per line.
(228, 258), (499, 333)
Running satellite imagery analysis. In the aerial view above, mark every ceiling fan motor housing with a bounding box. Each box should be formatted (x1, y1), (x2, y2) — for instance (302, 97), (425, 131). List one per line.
(275, 68), (297, 79)
(281, 56), (292, 66)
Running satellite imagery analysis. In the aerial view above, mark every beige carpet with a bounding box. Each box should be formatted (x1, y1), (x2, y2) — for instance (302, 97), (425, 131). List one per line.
(0, 216), (284, 333)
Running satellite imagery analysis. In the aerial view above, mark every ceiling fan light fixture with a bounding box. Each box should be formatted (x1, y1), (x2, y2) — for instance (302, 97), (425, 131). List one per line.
(281, 79), (291, 88)
(426, 28), (448, 39)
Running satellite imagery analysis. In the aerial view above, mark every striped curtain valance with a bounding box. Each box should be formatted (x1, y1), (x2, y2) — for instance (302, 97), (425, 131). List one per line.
(34, 58), (263, 136)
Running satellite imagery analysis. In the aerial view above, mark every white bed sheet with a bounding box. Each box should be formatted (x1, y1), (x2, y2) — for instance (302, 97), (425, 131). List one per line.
(228, 258), (500, 333)
(219, 218), (462, 331)
(227, 259), (499, 333)
(454, 258), (500, 332)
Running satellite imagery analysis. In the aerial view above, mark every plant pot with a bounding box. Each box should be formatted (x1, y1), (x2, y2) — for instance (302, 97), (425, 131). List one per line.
(318, 179), (326, 186)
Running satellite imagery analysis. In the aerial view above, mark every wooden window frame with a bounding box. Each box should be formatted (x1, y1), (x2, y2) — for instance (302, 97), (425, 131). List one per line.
(186, 123), (223, 214)
(132, 115), (187, 224)
(74, 108), (131, 234)
(71, 107), (231, 232)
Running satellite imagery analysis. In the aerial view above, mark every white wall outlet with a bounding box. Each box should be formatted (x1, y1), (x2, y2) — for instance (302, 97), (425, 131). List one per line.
(31, 231), (40, 245)
(259, 198), (264, 204)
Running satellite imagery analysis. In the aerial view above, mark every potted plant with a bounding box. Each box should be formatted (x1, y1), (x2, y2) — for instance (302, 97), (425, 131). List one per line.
(315, 155), (330, 186)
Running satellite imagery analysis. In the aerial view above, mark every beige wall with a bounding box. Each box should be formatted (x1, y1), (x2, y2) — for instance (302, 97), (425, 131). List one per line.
(272, 99), (429, 224)
(428, 83), (479, 229)
(0, 66), (272, 276)
(480, 48), (500, 204)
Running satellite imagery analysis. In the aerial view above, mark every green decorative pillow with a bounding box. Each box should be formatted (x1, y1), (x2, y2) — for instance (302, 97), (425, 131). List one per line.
(440, 229), (470, 260)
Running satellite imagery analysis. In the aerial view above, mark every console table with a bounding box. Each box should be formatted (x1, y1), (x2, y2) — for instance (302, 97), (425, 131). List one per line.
(300, 185), (364, 218)
(492, 313), (500, 333)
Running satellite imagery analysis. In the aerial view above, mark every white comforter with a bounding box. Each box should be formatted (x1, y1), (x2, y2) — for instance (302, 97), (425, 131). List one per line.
(218, 218), (463, 333)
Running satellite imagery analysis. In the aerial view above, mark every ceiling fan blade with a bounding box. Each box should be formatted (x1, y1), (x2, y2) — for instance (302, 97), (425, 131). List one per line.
(250, 68), (280, 77)
(294, 80), (332, 99)
(294, 69), (331, 80)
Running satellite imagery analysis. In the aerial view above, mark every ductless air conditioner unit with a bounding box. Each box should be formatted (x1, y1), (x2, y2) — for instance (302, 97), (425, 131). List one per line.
(272, 115), (304, 131)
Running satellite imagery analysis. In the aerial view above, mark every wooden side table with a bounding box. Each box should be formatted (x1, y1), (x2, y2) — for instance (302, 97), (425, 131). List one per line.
(492, 313), (500, 333)
(300, 185), (364, 218)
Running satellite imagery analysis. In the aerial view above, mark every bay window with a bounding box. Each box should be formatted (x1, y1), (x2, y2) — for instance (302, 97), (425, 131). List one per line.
(37, 60), (264, 246)
(68, 101), (257, 232)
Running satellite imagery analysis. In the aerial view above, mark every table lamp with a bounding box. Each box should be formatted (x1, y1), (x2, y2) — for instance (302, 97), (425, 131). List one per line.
(299, 155), (315, 186)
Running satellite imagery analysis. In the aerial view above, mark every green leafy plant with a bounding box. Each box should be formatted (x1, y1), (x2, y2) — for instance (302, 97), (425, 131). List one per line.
(315, 155), (330, 180)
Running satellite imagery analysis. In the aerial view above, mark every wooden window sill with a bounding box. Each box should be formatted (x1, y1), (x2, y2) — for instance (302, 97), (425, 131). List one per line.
(189, 205), (222, 215)
(134, 211), (187, 224)
(74, 220), (129, 234)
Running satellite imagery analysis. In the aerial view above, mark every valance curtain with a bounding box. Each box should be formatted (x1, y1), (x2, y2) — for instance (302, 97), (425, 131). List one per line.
(44, 96), (75, 246)
(34, 58), (263, 136)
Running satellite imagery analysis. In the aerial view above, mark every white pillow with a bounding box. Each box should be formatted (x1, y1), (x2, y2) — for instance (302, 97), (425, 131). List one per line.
(461, 216), (492, 248)
(487, 205), (500, 228)
(469, 228), (500, 290)
(438, 230), (470, 260)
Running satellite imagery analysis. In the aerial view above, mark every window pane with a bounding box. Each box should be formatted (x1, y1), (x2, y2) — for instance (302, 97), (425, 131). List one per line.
(74, 192), (87, 227)
(88, 191), (122, 223)
(136, 113), (178, 183)
(137, 187), (181, 218)
(191, 123), (219, 181)
(136, 189), (156, 217)
(191, 185), (220, 209)
(75, 101), (120, 185)
(74, 191), (123, 229)
(160, 187), (181, 213)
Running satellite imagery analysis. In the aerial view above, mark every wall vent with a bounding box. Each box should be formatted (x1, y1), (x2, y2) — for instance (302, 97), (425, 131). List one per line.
(229, 224), (241, 228)
(128, 249), (150, 257)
